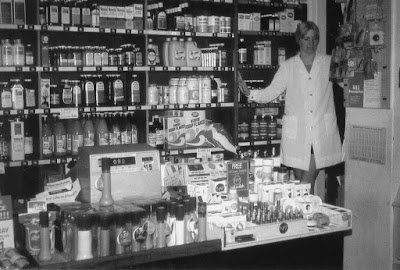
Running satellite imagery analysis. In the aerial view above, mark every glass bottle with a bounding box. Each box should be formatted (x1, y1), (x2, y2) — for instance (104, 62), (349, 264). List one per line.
(153, 116), (163, 150)
(13, 39), (25, 66)
(10, 78), (24, 110)
(42, 115), (53, 158)
(50, 84), (60, 108)
(0, 82), (12, 109)
(24, 78), (36, 109)
(72, 80), (82, 107)
(25, 44), (34, 66)
(71, 118), (83, 156)
(83, 114), (95, 147)
(2, 39), (14, 66)
(24, 115), (34, 159)
(96, 113), (109, 146)
(53, 115), (67, 157)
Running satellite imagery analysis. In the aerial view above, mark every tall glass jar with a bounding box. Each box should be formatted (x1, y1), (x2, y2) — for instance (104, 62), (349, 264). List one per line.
(13, 39), (25, 66)
(2, 39), (14, 66)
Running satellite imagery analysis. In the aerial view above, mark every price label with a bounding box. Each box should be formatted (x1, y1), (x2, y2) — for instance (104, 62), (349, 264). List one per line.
(15, 67), (22, 72)
(196, 148), (212, 159)
(63, 26), (70, 31)
(29, 67), (36, 71)
(96, 66), (102, 71)
(164, 105), (169, 109)
(135, 106), (141, 110)
(59, 108), (79, 119)
(117, 66), (123, 71)
(78, 27), (84, 32)
(125, 29), (131, 34)
(21, 161), (28, 166)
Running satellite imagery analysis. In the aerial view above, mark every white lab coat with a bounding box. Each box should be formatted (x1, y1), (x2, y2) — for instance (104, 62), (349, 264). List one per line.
(249, 53), (342, 171)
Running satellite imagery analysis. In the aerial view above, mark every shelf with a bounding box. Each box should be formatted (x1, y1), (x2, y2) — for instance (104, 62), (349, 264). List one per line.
(33, 239), (222, 269)
(2, 157), (76, 168)
(238, 30), (295, 37)
(238, 103), (281, 108)
(238, 64), (279, 70)
(38, 25), (144, 35)
(146, 30), (234, 38)
(238, 0), (301, 7)
(162, 147), (224, 156)
(1, 148), (225, 167)
(238, 140), (281, 146)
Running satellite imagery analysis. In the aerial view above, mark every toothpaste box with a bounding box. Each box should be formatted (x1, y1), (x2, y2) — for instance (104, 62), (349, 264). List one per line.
(184, 110), (207, 148)
(164, 110), (186, 149)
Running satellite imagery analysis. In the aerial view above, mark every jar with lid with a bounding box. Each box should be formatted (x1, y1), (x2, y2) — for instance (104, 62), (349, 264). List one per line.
(72, 46), (82, 66)
(93, 46), (102, 66)
(147, 84), (159, 105)
(83, 46), (94, 66)
(238, 122), (249, 141)
(100, 46), (108, 66)
(13, 39), (25, 66)
(218, 83), (229, 103)
(129, 74), (140, 105)
(116, 48), (124, 66)
(50, 84), (60, 108)
(94, 75), (106, 106)
(108, 74), (125, 105)
(0, 82), (12, 109)
(10, 78), (24, 110)
(82, 75), (95, 107)
(2, 39), (14, 66)
(108, 49), (117, 66)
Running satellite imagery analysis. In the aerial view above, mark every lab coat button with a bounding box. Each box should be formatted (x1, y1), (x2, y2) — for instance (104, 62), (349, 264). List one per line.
(310, 110), (313, 113)
(310, 94), (313, 97)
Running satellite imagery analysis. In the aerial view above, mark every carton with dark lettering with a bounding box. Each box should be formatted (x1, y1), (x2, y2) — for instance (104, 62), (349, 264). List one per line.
(227, 160), (249, 197)
(184, 110), (208, 148)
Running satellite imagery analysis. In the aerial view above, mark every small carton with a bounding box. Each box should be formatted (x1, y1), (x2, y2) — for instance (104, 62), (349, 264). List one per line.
(251, 12), (261, 32)
(125, 6), (134, 29)
(40, 78), (51, 108)
(133, 4), (143, 30)
(184, 110), (207, 148)
(108, 6), (117, 29)
(116, 6), (125, 29)
(164, 110), (185, 149)
(99, 5), (108, 28)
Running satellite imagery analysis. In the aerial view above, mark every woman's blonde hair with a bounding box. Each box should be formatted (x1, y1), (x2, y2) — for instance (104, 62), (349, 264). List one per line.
(295, 21), (320, 45)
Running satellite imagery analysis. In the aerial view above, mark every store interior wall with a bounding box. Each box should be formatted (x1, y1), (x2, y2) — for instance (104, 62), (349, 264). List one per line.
(343, 0), (396, 269)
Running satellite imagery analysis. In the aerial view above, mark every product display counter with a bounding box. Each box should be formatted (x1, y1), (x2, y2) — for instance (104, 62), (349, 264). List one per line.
(26, 203), (352, 270)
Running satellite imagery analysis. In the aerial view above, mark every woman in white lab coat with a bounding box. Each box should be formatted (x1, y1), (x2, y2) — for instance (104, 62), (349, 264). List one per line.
(239, 21), (342, 193)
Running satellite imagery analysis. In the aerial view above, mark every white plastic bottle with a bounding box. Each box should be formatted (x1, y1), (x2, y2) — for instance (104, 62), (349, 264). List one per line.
(185, 37), (201, 67)
(168, 77), (179, 105)
(177, 78), (189, 105)
(168, 37), (186, 67)
(200, 75), (212, 104)
(162, 37), (171, 66)
(147, 84), (159, 105)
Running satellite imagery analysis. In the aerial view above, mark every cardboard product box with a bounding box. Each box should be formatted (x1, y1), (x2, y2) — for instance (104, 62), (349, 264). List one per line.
(0, 195), (14, 249)
(125, 6), (134, 29)
(108, 6), (117, 29)
(0, 0), (13, 24)
(164, 110), (185, 150)
(227, 160), (249, 197)
(40, 78), (51, 108)
(13, 0), (25, 25)
(184, 110), (207, 148)
(238, 13), (246, 31)
(116, 6), (125, 29)
(99, 5), (108, 28)
(133, 4), (143, 30)
(251, 12), (261, 32)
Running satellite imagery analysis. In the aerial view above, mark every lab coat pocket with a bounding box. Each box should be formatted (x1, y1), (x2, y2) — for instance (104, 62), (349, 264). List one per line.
(282, 115), (298, 139)
(324, 113), (337, 135)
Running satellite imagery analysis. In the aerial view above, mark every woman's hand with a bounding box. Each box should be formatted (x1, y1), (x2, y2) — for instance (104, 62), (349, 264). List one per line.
(237, 71), (250, 96)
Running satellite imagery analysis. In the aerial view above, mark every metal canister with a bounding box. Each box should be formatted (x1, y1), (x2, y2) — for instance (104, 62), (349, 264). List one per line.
(196, 16), (208, 32)
(208, 16), (219, 33)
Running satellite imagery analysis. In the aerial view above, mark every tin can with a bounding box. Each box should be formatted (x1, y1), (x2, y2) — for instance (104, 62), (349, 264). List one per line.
(196, 16), (208, 32)
(208, 16), (219, 33)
